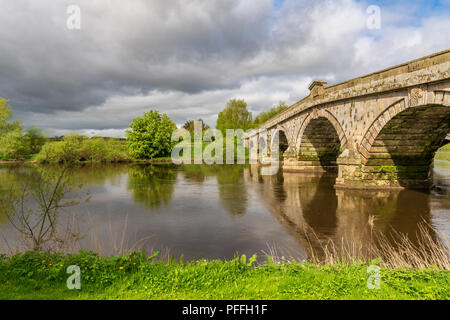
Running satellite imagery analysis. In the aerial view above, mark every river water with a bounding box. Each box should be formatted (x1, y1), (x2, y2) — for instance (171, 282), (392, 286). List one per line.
(0, 160), (449, 261)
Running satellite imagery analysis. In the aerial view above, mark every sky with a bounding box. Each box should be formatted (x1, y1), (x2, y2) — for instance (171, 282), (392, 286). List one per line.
(0, 0), (449, 137)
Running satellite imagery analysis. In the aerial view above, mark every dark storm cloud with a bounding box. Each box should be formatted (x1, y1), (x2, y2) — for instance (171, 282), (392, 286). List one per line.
(0, 0), (449, 136)
(0, 0), (276, 114)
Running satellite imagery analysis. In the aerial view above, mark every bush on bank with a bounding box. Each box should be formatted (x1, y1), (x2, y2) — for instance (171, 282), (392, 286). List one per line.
(126, 110), (177, 159)
(36, 134), (132, 163)
(0, 251), (448, 300)
(0, 98), (46, 160)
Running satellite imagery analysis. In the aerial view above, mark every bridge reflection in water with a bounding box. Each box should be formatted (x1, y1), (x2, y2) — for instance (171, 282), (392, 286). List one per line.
(244, 165), (442, 262)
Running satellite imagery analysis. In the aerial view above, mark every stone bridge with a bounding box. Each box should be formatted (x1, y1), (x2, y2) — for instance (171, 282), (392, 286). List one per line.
(246, 49), (450, 189)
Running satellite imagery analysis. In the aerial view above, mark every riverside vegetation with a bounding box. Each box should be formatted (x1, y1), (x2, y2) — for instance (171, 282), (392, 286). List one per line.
(0, 251), (448, 300)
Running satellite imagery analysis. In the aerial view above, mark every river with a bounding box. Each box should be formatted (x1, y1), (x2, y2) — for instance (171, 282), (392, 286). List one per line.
(0, 160), (449, 262)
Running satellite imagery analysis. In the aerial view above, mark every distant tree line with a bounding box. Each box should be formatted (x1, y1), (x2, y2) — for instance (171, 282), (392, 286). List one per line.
(252, 101), (288, 127)
(182, 119), (210, 134)
(0, 96), (288, 162)
(215, 99), (288, 134)
(37, 134), (131, 163)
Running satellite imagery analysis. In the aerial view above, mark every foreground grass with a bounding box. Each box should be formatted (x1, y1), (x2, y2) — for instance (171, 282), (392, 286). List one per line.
(0, 251), (448, 300)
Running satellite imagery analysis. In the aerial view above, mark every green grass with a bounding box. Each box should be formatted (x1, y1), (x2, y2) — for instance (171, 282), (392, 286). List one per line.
(0, 251), (448, 300)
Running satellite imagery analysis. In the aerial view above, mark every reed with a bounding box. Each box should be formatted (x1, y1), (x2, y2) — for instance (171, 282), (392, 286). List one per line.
(299, 216), (450, 269)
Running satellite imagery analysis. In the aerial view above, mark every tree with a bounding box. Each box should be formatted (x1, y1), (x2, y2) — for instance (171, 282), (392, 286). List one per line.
(126, 110), (177, 159)
(0, 98), (24, 160)
(216, 99), (253, 134)
(253, 101), (289, 127)
(0, 97), (13, 129)
(0, 98), (46, 160)
(182, 119), (210, 134)
(22, 126), (46, 155)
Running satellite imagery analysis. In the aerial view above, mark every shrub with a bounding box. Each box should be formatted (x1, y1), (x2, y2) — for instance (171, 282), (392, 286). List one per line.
(126, 110), (177, 159)
(36, 134), (131, 163)
(0, 98), (45, 160)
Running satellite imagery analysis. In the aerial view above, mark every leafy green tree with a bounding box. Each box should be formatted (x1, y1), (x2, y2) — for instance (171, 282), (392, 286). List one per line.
(126, 110), (177, 159)
(0, 97), (13, 129)
(182, 119), (210, 134)
(0, 98), (46, 160)
(253, 101), (289, 127)
(0, 98), (24, 160)
(22, 126), (46, 155)
(216, 99), (253, 134)
(0, 129), (23, 160)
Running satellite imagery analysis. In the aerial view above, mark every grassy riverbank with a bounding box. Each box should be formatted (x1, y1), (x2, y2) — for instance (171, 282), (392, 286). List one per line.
(0, 251), (448, 300)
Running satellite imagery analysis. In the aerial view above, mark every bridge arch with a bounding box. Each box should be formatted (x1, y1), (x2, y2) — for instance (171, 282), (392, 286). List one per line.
(270, 126), (290, 157)
(293, 109), (347, 171)
(296, 109), (347, 151)
(358, 99), (450, 187)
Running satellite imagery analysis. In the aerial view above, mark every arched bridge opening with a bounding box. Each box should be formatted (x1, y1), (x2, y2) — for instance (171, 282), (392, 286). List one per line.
(292, 116), (344, 173)
(360, 104), (450, 188)
(271, 129), (289, 159)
